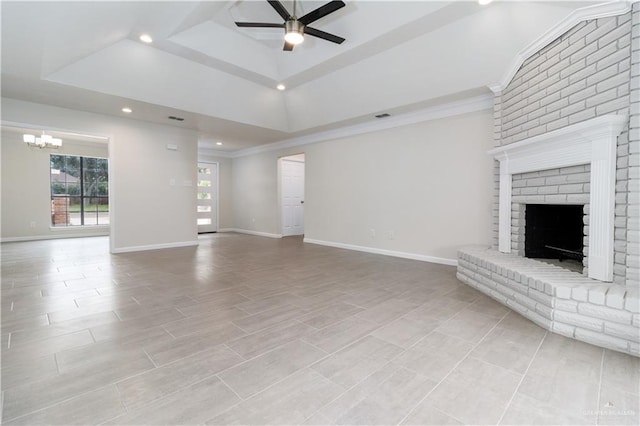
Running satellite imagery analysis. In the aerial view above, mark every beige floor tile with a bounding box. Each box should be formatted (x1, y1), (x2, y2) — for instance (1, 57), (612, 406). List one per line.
(393, 331), (473, 382)
(401, 399), (464, 425)
(107, 375), (240, 425)
(518, 333), (602, 417)
(463, 294), (511, 319)
(219, 339), (326, 398)
(90, 323), (174, 348)
(427, 357), (522, 425)
(320, 363), (437, 425)
(372, 317), (441, 348)
(302, 316), (381, 353)
(601, 349), (640, 395)
(162, 307), (248, 338)
(231, 304), (307, 333)
(2, 234), (634, 426)
(434, 309), (501, 344)
(598, 385), (640, 425)
(117, 344), (243, 408)
(55, 340), (148, 373)
(2, 350), (153, 421)
(226, 320), (315, 359)
(500, 391), (596, 425)
(232, 292), (301, 314)
(316, 362), (401, 422)
(311, 335), (403, 388)
(1, 329), (94, 365)
(207, 369), (344, 425)
(356, 298), (421, 325)
(299, 302), (364, 329)
(403, 297), (470, 322)
(471, 324), (546, 374)
(0, 354), (59, 390)
(5, 385), (125, 425)
(144, 321), (246, 366)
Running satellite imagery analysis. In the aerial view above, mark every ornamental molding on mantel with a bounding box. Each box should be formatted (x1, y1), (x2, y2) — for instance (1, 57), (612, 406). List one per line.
(488, 114), (627, 282)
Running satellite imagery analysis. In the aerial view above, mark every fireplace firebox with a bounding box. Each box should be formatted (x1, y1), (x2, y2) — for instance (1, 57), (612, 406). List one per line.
(524, 204), (584, 264)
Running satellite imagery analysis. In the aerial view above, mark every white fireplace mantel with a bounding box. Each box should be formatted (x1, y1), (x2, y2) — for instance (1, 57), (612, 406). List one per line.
(488, 115), (627, 282)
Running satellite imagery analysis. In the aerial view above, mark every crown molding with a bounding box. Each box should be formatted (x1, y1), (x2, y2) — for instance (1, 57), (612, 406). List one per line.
(197, 147), (234, 158)
(488, 1), (632, 94)
(227, 93), (493, 158)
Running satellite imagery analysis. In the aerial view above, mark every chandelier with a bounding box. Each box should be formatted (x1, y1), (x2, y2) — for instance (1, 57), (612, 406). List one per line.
(23, 131), (62, 149)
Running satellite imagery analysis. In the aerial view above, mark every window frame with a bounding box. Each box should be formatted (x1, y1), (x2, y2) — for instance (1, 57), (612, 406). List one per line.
(50, 154), (109, 228)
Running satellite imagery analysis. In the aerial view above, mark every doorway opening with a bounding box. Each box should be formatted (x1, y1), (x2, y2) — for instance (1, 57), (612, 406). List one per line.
(197, 162), (218, 233)
(279, 154), (305, 237)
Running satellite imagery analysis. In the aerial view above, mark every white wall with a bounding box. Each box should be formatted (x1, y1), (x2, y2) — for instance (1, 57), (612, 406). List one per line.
(231, 110), (494, 263)
(1, 98), (198, 252)
(1, 128), (109, 240)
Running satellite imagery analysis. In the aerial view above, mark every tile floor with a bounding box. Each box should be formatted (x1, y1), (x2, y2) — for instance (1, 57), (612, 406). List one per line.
(1, 233), (638, 425)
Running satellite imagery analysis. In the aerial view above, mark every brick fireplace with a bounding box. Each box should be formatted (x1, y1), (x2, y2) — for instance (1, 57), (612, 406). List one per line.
(458, 3), (639, 356)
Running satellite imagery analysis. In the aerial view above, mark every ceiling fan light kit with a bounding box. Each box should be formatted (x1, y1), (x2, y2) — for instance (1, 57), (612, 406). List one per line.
(284, 20), (305, 45)
(235, 0), (346, 51)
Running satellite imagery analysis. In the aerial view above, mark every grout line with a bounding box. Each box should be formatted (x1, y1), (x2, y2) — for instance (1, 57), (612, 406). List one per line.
(496, 330), (548, 425)
(222, 343), (246, 360)
(54, 352), (61, 374)
(216, 373), (246, 401)
(396, 313), (507, 426)
(88, 328), (97, 343)
(160, 325), (176, 339)
(143, 349), (158, 369)
(595, 348), (605, 425)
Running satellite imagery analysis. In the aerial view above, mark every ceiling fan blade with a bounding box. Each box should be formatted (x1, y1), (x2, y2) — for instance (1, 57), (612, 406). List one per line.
(299, 1), (345, 25)
(235, 22), (285, 28)
(283, 41), (295, 51)
(267, 0), (291, 21)
(304, 26), (345, 44)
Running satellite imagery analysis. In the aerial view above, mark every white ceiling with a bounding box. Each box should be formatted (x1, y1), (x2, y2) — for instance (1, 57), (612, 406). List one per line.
(1, 1), (601, 152)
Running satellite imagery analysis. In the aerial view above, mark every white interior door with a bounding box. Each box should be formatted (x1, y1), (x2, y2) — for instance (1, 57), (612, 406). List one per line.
(197, 162), (217, 233)
(281, 159), (305, 236)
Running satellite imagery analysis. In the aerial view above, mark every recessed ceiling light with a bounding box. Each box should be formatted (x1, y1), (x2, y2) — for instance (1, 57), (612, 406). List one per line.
(139, 34), (153, 43)
(276, 84), (286, 91)
(216, 142), (223, 146)
(121, 107), (133, 113)
(478, 0), (493, 5)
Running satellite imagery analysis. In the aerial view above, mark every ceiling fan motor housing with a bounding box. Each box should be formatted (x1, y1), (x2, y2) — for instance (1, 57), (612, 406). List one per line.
(285, 19), (305, 34)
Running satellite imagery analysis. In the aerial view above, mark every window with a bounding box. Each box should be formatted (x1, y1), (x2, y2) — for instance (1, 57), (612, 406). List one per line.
(50, 154), (109, 226)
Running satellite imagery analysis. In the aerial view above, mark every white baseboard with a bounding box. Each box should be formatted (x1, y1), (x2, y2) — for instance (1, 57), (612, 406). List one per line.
(219, 228), (283, 239)
(111, 240), (199, 253)
(1, 232), (109, 243)
(303, 238), (458, 266)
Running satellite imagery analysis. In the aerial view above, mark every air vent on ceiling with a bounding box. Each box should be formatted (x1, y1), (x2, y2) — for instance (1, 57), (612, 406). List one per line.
(375, 113), (391, 118)
(168, 116), (185, 121)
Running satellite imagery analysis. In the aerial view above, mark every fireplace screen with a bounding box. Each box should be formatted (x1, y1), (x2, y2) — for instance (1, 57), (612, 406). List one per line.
(524, 204), (584, 263)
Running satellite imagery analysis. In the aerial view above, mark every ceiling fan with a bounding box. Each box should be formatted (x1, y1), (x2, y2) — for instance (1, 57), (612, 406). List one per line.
(235, 0), (346, 51)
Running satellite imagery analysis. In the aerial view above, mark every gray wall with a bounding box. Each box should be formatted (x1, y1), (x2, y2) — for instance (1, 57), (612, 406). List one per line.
(230, 110), (495, 263)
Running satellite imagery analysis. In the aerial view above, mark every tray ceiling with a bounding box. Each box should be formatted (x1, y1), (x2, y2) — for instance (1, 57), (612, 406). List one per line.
(1, 1), (600, 152)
